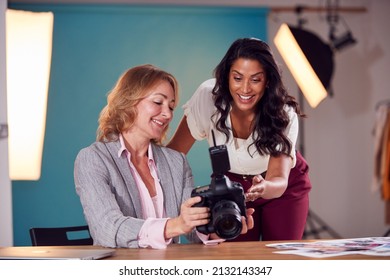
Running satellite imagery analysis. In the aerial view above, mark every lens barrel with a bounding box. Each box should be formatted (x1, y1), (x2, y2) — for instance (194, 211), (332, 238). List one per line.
(212, 200), (242, 240)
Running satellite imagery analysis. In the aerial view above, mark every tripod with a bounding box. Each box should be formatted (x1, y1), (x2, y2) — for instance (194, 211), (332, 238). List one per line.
(303, 209), (342, 239)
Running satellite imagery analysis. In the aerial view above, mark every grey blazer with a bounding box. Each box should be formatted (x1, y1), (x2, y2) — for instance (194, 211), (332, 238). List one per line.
(74, 140), (200, 248)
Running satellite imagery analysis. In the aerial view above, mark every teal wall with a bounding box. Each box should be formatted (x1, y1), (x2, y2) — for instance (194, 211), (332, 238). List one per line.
(9, 4), (268, 246)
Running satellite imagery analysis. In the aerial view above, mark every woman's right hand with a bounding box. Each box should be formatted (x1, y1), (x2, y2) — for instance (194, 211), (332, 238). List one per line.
(164, 196), (210, 239)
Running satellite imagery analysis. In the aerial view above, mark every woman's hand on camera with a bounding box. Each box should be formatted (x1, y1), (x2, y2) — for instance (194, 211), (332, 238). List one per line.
(240, 208), (255, 234)
(164, 196), (209, 239)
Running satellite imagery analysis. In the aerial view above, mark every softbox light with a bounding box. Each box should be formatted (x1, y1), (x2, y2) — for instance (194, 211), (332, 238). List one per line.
(6, 9), (54, 180)
(274, 23), (334, 108)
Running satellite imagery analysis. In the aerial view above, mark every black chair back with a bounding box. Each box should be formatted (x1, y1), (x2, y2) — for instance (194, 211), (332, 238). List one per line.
(29, 225), (93, 246)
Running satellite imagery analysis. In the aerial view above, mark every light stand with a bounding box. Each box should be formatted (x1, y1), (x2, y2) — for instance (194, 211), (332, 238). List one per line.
(273, 19), (343, 238)
(296, 7), (341, 239)
(298, 89), (342, 239)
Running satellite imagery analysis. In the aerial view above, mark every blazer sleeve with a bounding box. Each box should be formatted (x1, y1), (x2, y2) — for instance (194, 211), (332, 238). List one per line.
(74, 144), (145, 248)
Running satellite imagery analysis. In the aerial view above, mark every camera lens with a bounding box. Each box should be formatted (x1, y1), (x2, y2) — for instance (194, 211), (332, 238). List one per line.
(212, 200), (242, 240)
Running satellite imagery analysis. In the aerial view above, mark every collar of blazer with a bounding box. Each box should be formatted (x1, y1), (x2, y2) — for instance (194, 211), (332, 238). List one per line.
(104, 140), (178, 219)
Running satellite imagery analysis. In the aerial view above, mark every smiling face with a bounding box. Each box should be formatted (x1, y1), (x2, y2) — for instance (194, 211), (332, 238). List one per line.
(228, 58), (267, 114)
(131, 80), (176, 142)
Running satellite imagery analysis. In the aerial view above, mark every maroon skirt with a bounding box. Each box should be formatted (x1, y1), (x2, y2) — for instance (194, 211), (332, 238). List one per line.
(225, 150), (312, 241)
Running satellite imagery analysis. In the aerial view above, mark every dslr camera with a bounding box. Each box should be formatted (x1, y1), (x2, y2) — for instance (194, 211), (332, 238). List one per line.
(191, 133), (246, 240)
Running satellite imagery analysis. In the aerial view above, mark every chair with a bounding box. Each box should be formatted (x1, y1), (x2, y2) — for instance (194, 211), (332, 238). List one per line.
(29, 225), (93, 246)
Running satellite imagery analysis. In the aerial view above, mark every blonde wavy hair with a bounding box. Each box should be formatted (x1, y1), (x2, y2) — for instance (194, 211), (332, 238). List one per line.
(97, 64), (179, 144)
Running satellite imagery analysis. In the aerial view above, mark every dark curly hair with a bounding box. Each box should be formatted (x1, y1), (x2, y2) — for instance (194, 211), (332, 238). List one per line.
(212, 38), (304, 157)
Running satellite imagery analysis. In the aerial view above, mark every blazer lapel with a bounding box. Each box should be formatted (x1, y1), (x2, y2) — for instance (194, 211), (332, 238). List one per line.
(152, 144), (179, 218)
(105, 140), (143, 219)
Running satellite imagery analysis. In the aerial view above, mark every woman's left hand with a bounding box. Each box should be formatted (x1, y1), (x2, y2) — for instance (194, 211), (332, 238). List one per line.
(245, 174), (266, 202)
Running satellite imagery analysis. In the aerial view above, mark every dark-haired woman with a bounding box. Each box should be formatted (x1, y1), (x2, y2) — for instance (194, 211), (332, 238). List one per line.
(168, 38), (312, 241)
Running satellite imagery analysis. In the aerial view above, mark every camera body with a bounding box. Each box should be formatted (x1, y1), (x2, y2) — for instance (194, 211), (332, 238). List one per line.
(191, 143), (246, 240)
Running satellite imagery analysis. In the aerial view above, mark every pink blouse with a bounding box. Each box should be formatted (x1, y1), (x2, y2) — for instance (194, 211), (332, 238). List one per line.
(119, 135), (223, 249)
